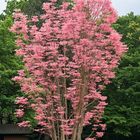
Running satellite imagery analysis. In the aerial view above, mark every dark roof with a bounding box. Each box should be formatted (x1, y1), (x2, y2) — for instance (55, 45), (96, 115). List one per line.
(0, 124), (32, 135)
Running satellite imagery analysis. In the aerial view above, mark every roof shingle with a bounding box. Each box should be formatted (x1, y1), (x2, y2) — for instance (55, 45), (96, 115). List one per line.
(0, 124), (32, 135)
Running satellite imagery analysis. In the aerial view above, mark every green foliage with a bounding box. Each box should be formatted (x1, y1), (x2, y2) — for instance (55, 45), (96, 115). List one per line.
(5, 0), (73, 16)
(103, 12), (140, 139)
(5, 0), (48, 16)
(0, 14), (23, 123)
(5, 0), (27, 15)
(20, 0), (73, 16)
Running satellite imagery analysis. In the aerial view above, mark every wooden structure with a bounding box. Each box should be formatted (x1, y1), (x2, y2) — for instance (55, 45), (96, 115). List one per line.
(0, 124), (31, 140)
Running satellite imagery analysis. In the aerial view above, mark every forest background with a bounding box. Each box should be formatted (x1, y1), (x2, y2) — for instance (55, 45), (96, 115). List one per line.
(0, 0), (140, 140)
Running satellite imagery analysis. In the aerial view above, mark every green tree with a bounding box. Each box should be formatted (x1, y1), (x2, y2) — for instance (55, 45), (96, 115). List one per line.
(0, 14), (22, 124)
(103, 12), (140, 140)
(5, 0), (65, 16)
(4, 0), (27, 15)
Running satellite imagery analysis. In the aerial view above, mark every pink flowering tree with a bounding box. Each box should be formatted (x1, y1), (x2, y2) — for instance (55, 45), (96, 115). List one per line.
(11, 0), (127, 140)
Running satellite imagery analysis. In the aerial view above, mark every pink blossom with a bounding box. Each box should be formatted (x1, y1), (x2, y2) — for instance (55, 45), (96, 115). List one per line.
(18, 121), (31, 127)
(31, 16), (38, 22)
(11, 0), (127, 139)
(15, 109), (24, 118)
(15, 97), (28, 105)
(96, 132), (104, 138)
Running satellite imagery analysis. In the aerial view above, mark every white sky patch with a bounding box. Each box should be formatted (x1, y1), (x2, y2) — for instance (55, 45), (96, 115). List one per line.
(0, 0), (7, 14)
(111, 0), (140, 15)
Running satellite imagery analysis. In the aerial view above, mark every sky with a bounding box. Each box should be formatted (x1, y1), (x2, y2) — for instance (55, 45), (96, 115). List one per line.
(111, 0), (140, 15)
(0, 0), (7, 14)
(0, 0), (140, 15)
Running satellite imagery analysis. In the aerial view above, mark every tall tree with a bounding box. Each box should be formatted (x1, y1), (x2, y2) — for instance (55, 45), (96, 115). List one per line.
(103, 12), (140, 140)
(11, 0), (126, 140)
